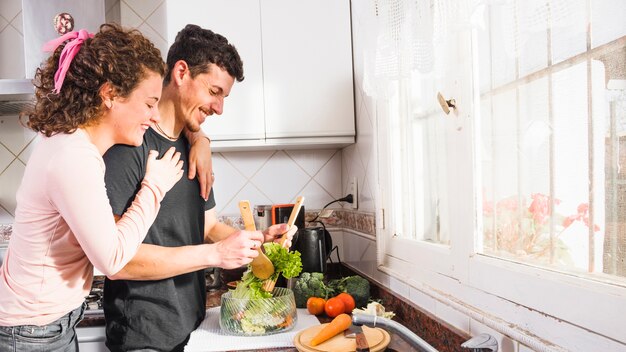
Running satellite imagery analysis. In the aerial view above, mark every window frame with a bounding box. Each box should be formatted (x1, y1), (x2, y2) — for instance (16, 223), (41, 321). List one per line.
(375, 21), (626, 351)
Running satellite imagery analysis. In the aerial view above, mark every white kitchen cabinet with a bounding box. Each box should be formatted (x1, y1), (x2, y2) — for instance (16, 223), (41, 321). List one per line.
(166, 0), (355, 151)
(260, 0), (354, 141)
(166, 0), (266, 143)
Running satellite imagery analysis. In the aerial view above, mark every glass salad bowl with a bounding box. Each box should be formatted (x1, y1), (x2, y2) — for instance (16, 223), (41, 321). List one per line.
(220, 287), (298, 336)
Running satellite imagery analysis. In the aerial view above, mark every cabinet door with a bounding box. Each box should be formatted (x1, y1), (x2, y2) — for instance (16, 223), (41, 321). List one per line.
(260, 0), (355, 139)
(166, 0), (265, 141)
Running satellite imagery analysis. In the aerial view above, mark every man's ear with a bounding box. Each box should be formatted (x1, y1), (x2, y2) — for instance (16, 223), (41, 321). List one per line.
(172, 60), (190, 86)
(99, 82), (115, 109)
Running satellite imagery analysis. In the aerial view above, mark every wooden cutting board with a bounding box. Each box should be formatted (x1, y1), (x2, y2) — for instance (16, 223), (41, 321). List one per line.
(294, 324), (390, 352)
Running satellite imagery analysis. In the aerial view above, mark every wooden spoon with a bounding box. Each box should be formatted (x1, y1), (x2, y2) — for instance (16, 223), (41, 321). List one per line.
(239, 200), (274, 280)
(262, 195), (305, 292)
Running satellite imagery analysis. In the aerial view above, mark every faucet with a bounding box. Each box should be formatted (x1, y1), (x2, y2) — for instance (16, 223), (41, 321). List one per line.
(461, 333), (498, 351)
(351, 314), (439, 352)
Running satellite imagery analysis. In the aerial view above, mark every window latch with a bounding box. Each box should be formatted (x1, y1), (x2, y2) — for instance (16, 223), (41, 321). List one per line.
(437, 92), (457, 115)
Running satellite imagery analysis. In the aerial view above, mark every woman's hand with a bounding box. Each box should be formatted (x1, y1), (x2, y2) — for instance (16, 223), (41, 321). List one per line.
(143, 147), (184, 194)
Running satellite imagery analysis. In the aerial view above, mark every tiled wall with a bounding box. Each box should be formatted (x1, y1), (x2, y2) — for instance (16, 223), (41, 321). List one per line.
(339, 1), (380, 271)
(0, 0), (347, 222)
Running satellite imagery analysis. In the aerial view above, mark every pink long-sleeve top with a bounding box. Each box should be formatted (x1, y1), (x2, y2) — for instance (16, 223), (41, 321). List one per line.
(0, 129), (165, 326)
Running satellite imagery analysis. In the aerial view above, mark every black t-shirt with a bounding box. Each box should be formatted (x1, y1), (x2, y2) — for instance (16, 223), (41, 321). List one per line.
(102, 127), (215, 352)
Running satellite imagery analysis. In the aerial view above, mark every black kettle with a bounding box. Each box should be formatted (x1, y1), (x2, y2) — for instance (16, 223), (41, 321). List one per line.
(293, 226), (332, 273)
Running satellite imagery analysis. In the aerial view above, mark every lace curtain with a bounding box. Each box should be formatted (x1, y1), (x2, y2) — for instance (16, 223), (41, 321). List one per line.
(363, 0), (478, 99)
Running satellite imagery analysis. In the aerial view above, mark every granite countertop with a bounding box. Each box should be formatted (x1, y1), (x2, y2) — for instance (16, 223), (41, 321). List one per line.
(80, 267), (419, 351)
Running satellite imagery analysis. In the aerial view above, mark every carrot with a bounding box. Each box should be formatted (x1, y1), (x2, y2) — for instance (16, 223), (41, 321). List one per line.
(277, 315), (292, 328)
(309, 313), (352, 346)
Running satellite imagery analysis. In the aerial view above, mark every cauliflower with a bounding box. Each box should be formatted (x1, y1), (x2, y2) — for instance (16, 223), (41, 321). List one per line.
(352, 301), (395, 319)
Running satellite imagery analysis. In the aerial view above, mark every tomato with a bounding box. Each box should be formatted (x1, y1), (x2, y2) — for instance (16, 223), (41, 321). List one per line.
(335, 292), (356, 313)
(307, 297), (326, 315)
(324, 297), (345, 318)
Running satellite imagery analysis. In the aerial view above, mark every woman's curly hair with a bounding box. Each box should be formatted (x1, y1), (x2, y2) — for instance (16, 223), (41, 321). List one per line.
(23, 23), (166, 136)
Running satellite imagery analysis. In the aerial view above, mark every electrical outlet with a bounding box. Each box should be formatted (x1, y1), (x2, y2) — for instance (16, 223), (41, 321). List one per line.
(349, 177), (358, 209)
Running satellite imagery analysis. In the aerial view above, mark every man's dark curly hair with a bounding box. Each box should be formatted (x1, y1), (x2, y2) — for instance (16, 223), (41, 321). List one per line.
(164, 24), (244, 85)
(23, 23), (166, 136)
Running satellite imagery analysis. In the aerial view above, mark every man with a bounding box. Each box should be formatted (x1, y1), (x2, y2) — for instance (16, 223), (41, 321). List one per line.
(102, 25), (295, 352)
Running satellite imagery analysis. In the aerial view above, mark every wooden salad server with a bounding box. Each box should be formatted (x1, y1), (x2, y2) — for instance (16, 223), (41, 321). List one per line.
(262, 195), (305, 292)
(239, 200), (275, 280)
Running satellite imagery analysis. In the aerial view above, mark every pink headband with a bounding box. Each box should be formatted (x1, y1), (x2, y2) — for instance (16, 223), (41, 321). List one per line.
(42, 29), (94, 93)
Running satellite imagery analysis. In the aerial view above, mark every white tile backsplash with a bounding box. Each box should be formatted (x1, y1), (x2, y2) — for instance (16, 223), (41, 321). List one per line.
(0, 116), (36, 154)
(0, 0), (21, 21)
(143, 1), (167, 41)
(0, 14), (8, 32)
(0, 159), (25, 216)
(436, 302), (471, 333)
(0, 206), (12, 224)
(224, 181), (272, 217)
(210, 153), (248, 213)
(250, 151), (310, 204)
(0, 25), (24, 79)
(220, 150), (273, 178)
(105, 0), (121, 24)
(136, 22), (167, 60)
(17, 135), (37, 164)
(119, 1), (143, 28)
(10, 6), (22, 36)
(298, 180), (334, 211)
(308, 150), (343, 200)
(0, 141), (14, 172)
(408, 285), (438, 316)
(286, 149), (336, 178)
(124, 0), (162, 21)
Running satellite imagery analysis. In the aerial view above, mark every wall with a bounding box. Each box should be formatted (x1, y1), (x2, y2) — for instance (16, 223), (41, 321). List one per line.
(0, 0), (345, 223)
(338, 1), (381, 280)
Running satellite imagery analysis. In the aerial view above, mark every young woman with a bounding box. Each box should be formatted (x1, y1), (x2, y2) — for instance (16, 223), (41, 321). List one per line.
(0, 24), (183, 351)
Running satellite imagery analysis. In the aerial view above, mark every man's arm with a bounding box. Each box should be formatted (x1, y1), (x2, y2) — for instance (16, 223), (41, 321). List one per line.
(204, 208), (238, 243)
(203, 208), (298, 246)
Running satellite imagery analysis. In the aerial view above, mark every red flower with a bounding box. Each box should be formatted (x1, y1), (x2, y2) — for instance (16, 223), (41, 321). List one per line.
(528, 193), (559, 226)
(562, 202), (600, 232)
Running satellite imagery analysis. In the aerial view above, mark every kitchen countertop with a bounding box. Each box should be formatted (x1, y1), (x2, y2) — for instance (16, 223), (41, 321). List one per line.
(80, 269), (419, 351)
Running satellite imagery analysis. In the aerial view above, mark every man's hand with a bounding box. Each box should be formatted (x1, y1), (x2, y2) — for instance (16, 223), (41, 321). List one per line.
(213, 230), (265, 269)
(187, 136), (213, 200)
(263, 224), (298, 249)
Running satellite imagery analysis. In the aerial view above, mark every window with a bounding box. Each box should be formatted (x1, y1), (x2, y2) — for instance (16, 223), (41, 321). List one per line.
(477, 0), (626, 284)
(375, 0), (626, 349)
